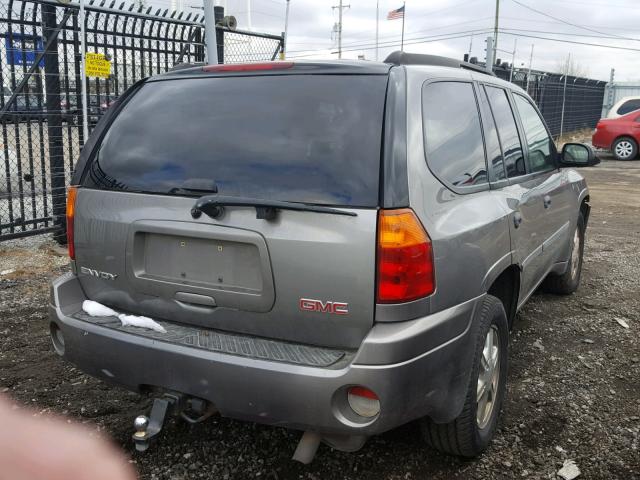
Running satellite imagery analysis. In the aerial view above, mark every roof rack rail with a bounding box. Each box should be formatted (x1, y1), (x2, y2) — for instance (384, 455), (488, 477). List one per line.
(169, 62), (205, 72)
(384, 51), (495, 76)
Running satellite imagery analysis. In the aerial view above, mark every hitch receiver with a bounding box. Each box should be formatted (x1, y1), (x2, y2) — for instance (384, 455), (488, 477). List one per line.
(132, 393), (185, 452)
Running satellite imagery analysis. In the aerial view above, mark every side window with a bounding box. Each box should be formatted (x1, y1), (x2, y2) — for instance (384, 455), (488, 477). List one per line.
(485, 86), (526, 178)
(617, 99), (640, 116)
(513, 94), (555, 173)
(477, 86), (506, 182)
(422, 81), (487, 188)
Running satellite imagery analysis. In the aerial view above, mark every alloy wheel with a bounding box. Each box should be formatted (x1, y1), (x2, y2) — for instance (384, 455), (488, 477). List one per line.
(615, 140), (634, 159)
(476, 325), (500, 429)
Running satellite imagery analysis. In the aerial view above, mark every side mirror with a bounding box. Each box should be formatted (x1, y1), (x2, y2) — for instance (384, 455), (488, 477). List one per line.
(559, 143), (600, 167)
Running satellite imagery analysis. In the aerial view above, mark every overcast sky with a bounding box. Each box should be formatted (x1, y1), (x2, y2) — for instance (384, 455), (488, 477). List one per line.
(170, 0), (640, 81)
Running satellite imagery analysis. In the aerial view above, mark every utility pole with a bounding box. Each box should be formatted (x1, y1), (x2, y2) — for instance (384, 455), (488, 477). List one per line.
(509, 38), (517, 83)
(246, 0), (252, 31)
(468, 34), (473, 57)
(493, 0), (500, 67)
(282, 0), (291, 59)
(332, 0), (350, 59)
(375, 0), (379, 61)
(203, 0), (218, 64)
(604, 67), (615, 117)
(485, 36), (494, 74)
(525, 44), (534, 93)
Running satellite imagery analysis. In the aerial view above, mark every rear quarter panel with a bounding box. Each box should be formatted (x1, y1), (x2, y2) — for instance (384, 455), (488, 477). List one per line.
(404, 68), (513, 313)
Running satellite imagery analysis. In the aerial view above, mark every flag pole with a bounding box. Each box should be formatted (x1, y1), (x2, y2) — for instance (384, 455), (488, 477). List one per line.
(400, 2), (406, 52)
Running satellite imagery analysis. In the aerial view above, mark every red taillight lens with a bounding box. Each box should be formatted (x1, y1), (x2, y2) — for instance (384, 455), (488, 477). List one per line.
(347, 387), (380, 418)
(202, 62), (294, 72)
(376, 208), (435, 303)
(66, 186), (78, 260)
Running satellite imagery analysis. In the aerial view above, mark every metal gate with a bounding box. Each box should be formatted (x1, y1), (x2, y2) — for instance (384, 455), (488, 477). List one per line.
(0, 0), (283, 241)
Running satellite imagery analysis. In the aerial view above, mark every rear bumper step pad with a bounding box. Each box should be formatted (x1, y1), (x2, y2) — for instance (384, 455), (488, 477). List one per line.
(72, 311), (346, 368)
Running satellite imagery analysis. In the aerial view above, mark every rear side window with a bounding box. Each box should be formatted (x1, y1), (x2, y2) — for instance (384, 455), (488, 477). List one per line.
(422, 81), (487, 188)
(484, 86), (526, 178)
(617, 99), (640, 116)
(84, 75), (388, 207)
(477, 86), (506, 182)
(513, 94), (555, 173)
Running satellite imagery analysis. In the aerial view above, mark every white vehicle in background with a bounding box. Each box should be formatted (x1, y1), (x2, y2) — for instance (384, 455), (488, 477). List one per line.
(607, 96), (640, 119)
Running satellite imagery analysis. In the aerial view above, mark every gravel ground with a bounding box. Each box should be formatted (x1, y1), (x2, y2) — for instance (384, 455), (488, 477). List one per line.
(0, 157), (638, 480)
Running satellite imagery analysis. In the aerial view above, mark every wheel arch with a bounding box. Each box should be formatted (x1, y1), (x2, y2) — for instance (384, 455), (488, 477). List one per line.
(580, 195), (591, 227)
(486, 265), (520, 329)
(612, 134), (638, 151)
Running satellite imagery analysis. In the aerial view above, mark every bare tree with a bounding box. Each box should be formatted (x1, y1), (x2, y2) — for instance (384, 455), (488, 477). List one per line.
(555, 57), (590, 78)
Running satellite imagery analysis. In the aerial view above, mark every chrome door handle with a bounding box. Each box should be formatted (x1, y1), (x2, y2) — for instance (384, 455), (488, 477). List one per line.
(543, 195), (552, 209)
(513, 212), (523, 228)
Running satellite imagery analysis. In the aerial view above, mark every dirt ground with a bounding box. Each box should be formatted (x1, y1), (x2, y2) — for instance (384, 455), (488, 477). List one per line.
(0, 156), (638, 480)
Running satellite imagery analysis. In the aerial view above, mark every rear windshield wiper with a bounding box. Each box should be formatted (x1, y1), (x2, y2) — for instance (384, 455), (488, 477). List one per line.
(191, 195), (357, 221)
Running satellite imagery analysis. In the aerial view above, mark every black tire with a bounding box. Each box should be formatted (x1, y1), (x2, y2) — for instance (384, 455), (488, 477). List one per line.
(420, 295), (509, 457)
(612, 137), (638, 161)
(542, 213), (585, 295)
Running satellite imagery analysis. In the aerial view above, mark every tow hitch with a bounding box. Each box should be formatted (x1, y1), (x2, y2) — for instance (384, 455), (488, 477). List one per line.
(132, 393), (216, 452)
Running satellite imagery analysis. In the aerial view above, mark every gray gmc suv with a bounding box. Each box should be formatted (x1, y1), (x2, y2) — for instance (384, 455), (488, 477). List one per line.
(49, 52), (599, 462)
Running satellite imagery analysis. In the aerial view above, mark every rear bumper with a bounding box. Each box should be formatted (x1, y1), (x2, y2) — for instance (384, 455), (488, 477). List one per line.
(591, 130), (611, 150)
(49, 273), (481, 436)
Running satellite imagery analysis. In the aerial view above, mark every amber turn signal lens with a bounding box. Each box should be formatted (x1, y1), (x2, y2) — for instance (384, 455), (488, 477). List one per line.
(376, 208), (435, 303)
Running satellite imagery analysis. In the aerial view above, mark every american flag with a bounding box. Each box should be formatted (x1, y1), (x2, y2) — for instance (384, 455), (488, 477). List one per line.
(387, 5), (405, 20)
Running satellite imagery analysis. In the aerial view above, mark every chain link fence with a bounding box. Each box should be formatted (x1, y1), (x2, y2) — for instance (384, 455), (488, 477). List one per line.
(0, 0), (283, 241)
(494, 65), (607, 138)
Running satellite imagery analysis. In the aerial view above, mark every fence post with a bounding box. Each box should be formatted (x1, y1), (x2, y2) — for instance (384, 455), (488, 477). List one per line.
(214, 5), (224, 63)
(41, 3), (66, 243)
(194, 27), (205, 63)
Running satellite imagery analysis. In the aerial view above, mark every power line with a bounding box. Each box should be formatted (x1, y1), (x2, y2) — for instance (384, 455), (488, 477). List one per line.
(286, 25), (640, 58)
(324, 17), (493, 49)
(287, 29), (494, 57)
(498, 15), (640, 34)
(499, 31), (640, 53)
(554, 0), (635, 8)
(500, 27), (640, 41)
(510, 0), (640, 43)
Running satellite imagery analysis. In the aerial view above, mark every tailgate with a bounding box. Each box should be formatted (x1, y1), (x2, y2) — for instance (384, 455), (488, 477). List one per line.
(73, 72), (387, 349)
(74, 189), (377, 349)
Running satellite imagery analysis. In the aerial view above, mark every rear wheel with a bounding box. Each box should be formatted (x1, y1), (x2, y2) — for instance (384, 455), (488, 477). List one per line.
(612, 137), (638, 160)
(542, 213), (585, 295)
(421, 295), (508, 457)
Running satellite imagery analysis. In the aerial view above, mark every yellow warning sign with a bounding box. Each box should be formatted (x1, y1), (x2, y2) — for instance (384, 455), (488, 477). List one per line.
(85, 53), (111, 78)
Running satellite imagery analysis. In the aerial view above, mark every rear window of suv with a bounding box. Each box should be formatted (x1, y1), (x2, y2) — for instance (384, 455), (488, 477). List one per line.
(83, 74), (388, 207)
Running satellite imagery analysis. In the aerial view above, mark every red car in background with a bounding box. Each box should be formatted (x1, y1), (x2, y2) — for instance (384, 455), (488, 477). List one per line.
(592, 110), (640, 160)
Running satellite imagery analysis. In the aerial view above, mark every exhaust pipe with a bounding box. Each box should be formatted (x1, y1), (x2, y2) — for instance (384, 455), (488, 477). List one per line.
(292, 432), (368, 463)
(292, 431), (322, 464)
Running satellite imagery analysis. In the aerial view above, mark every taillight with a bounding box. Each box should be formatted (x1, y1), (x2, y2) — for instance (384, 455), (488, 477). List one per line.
(66, 186), (78, 260)
(376, 208), (435, 303)
(202, 62), (294, 72)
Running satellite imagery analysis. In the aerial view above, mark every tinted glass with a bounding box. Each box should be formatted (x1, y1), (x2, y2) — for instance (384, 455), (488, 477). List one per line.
(422, 82), (487, 188)
(617, 99), (640, 115)
(478, 86), (506, 181)
(513, 94), (555, 173)
(485, 86), (526, 178)
(84, 75), (388, 207)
